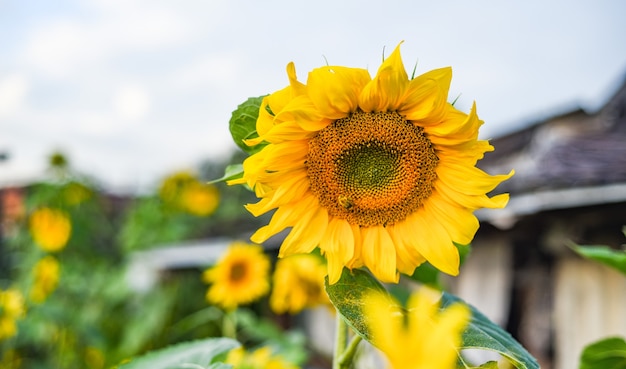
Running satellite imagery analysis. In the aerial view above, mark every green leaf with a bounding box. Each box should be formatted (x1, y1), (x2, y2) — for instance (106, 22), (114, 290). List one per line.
(569, 242), (626, 276)
(229, 96), (267, 155)
(440, 293), (539, 369)
(326, 269), (538, 369)
(580, 336), (626, 369)
(325, 268), (387, 341)
(474, 361), (500, 368)
(208, 164), (244, 184)
(117, 337), (239, 369)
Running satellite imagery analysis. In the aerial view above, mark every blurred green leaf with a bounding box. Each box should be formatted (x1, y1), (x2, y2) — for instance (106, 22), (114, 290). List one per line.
(229, 96), (267, 155)
(208, 164), (244, 184)
(235, 309), (308, 366)
(326, 269), (538, 369)
(580, 336), (626, 369)
(441, 292), (539, 369)
(569, 242), (626, 276)
(324, 268), (387, 342)
(117, 337), (239, 369)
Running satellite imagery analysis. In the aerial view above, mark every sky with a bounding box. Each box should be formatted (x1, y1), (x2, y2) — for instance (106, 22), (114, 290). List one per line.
(1, 0), (626, 193)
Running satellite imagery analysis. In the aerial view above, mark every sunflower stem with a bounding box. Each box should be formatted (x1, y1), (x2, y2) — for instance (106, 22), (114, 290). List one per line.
(338, 335), (363, 368)
(222, 309), (237, 339)
(332, 314), (348, 369)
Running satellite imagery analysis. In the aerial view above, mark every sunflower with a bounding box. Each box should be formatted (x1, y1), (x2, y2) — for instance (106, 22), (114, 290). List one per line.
(231, 43), (513, 284)
(226, 346), (300, 369)
(0, 289), (25, 341)
(364, 288), (469, 369)
(159, 171), (220, 216)
(29, 207), (72, 252)
(203, 242), (270, 310)
(270, 254), (330, 315)
(30, 256), (60, 304)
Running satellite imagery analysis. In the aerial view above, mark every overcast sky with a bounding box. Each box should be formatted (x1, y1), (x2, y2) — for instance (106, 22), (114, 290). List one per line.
(1, 0), (626, 193)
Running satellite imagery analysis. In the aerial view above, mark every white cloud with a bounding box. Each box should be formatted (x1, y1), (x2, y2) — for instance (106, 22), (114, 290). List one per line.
(172, 53), (243, 89)
(113, 84), (151, 121)
(0, 74), (29, 117)
(20, 5), (194, 79)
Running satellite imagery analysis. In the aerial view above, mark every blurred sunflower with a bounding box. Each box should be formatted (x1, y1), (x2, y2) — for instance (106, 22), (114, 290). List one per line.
(29, 207), (72, 252)
(364, 288), (469, 369)
(270, 254), (330, 315)
(63, 181), (93, 206)
(231, 43), (513, 284)
(159, 171), (219, 216)
(30, 256), (60, 304)
(0, 289), (25, 341)
(202, 242), (270, 310)
(226, 346), (299, 369)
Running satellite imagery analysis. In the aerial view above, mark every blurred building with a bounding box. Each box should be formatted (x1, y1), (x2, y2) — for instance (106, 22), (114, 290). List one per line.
(456, 73), (626, 369)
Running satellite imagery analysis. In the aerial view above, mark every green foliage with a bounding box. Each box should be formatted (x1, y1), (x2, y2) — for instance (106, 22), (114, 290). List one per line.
(208, 164), (244, 185)
(228, 96), (267, 155)
(440, 293), (539, 369)
(324, 269), (387, 342)
(325, 268), (539, 369)
(471, 361), (500, 368)
(117, 337), (239, 369)
(569, 236), (626, 276)
(579, 336), (626, 369)
(236, 309), (308, 366)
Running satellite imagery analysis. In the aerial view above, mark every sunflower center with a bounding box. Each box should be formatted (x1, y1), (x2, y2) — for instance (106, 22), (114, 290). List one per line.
(307, 110), (438, 227)
(229, 261), (248, 283)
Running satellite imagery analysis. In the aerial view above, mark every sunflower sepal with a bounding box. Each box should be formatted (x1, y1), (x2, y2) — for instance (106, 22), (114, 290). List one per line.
(208, 164), (244, 185)
(229, 95), (268, 155)
(325, 268), (539, 369)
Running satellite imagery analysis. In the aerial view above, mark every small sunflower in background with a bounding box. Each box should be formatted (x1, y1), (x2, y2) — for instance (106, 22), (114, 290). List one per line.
(29, 207), (72, 252)
(0, 289), (25, 341)
(63, 181), (93, 206)
(270, 254), (330, 315)
(226, 346), (299, 369)
(203, 242), (270, 310)
(232, 42), (513, 284)
(30, 256), (60, 304)
(364, 288), (469, 369)
(159, 171), (220, 216)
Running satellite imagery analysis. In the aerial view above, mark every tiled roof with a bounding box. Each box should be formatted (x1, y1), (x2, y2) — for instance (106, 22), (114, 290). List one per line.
(478, 74), (626, 196)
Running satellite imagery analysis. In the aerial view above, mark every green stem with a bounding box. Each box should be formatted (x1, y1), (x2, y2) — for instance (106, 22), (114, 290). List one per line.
(332, 314), (348, 369)
(338, 335), (363, 368)
(222, 309), (237, 339)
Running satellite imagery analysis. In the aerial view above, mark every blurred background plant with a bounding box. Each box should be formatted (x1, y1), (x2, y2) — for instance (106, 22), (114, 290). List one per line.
(0, 151), (311, 369)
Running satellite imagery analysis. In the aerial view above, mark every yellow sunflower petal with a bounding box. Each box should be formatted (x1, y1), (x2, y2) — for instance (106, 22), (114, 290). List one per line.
(249, 201), (304, 244)
(245, 171), (309, 216)
(423, 191), (480, 245)
(436, 179), (511, 210)
(425, 102), (481, 140)
(411, 209), (460, 276)
(280, 202), (329, 256)
(248, 120), (315, 145)
(361, 226), (398, 283)
(399, 67), (452, 123)
(320, 218), (355, 284)
(437, 162), (514, 195)
(307, 66), (370, 119)
(386, 219), (427, 275)
(359, 43), (409, 112)
(275, 95), (332, 132)
(255, 96), (274, 138)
